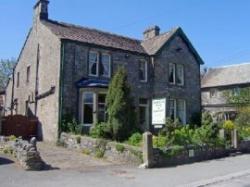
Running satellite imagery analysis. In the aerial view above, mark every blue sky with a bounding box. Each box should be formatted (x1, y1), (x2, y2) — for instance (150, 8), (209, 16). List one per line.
(0, 0), (250, 68)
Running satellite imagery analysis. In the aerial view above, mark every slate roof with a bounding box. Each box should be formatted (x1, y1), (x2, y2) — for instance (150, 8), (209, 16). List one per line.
(42, 20), (147, 54)
(201, 63), (250, 88)
(42, 19), (204, 64)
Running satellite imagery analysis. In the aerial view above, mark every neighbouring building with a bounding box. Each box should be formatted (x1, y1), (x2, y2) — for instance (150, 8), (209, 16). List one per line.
(4, 0), (203, 141)
(201, 63), (250, 121)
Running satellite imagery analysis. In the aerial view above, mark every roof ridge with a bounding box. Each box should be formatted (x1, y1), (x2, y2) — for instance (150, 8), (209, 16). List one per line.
(45, 19), (142, 43)
(210, 62), (250, 69)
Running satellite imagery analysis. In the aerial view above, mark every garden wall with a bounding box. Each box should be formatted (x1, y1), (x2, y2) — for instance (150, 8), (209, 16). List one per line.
(59, 133), (143, 165)
(0, 136), (45, 170)
(143, 132), (250, 168)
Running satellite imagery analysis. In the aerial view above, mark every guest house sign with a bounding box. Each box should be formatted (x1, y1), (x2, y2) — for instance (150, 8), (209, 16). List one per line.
(152, 98), (166, 126)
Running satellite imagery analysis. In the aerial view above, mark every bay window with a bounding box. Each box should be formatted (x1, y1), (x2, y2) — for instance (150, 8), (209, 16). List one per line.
(83, 92), (94, 125)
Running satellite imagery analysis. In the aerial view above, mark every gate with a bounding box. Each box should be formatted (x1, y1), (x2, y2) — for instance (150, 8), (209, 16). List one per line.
(1, 115), (38, 140)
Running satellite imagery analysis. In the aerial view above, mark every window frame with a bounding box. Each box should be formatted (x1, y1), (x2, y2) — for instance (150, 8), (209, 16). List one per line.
(88, 51), (99, 77)
(26, 66), (30, 84)
(176, 64), (184, 86)
(82, 92), (95, 126)
(169, 63), (176, 85)
(169, 98), (186, 124)
(139, 60), (148, 82)
(16, 72), (20, 88)
(100, 53), (111, 78)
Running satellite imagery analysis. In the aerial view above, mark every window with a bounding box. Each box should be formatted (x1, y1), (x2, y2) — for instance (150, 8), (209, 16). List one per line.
(139, 60), (148, 82)
(89, 52), (111, 78)
(26, 66), (30, 83)
(100, 54), (111, 77)
(83, 92), (94, 125)
(169, 99), (176, 120)
(176, 64), (184, 85)
(210, 89), (217, 98)
(98, 93), (106, 123)
(232, 87), (240, 96)
(89, 52), (99, 76)
(169, 63), (175, 84)
(16, 72), (20, 88)
(169, 63), (184, 86)
(169, 98), (186, 124)
(177, 99), (186, 124)
(139, 98), (149, 128)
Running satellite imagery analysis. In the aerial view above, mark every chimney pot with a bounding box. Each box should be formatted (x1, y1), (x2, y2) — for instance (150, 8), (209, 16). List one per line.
(143, 25), (160, 40)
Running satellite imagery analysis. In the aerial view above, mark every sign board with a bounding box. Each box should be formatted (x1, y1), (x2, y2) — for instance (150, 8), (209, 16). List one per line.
(152, 98), (166, 125)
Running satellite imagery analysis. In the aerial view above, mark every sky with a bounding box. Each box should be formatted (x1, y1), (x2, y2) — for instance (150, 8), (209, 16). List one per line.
(0, 0), (250, 68)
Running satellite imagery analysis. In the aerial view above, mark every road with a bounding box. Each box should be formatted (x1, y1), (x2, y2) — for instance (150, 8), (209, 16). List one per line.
(1, 145), (250, 187)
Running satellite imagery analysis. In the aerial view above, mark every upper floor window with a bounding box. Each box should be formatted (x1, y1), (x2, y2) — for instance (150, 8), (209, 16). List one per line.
(169, 63), (184, 86)
(169, 63), (175, 84)
(139, 60), (148, 82)
(176, 64), (184, 85)
(210, 89), (217, 98)
(88, 51), (111, 78)
(232, 87), (240, 96)
(26, 66), (30, 84)
(16, 72), (20, 88)
(100, 54), (111, 78)
(89, 51), (99, 76)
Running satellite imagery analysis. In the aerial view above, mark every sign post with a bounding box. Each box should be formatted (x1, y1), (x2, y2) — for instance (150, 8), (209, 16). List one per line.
(152, 98), (166, 128)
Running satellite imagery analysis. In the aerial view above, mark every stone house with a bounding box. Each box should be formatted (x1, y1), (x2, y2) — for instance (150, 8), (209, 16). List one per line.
(4, 0), (203, 141)
(201, 63), (250, 121)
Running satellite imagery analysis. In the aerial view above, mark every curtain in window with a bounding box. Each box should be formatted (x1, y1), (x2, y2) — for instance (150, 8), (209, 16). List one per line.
(176, 65), (184, 85)
(177, 100), (186, 124)
(100, 54), (110, 77)
(89, 52), (98, 76)
(169, 63), (175, 83)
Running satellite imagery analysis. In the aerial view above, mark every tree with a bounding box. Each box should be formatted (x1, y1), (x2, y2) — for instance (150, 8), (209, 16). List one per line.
(0, 58), (16, 90)
(106, 68), (135, 141)
(223, 87), (250, 110)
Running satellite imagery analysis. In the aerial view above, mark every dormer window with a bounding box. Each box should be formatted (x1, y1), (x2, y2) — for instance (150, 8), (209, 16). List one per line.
(139, 60), (148, 82)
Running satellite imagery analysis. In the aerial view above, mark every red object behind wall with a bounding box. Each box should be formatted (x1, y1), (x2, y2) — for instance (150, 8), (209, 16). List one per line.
(1, 115), (38, 140)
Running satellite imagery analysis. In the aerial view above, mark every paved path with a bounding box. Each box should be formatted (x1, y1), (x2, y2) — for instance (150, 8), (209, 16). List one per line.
(1, 144), (250, 187)
(208, 174), (250, 187)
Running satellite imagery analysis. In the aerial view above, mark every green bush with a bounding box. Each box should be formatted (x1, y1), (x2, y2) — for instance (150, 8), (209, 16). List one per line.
(153, 135), (168, 148)
(235, 107), (250, 128)
(95, 148), (105, 158)
(239, 127), (250, 140)
(76, 136), (81, 144)
(82, 148), (91, 155)
(90, 123), (111, 139)
(61, 114), (82, 134)
(161, 145), (185, 158)
(127, 133), (142, 146)
(115, 144), (125, 153)
(202, 112), (213, 126)
(223, 120), (235, 131)
(173, 125), (194, 147)
(8, 135), (17, 141)
(159, 118), (181, 136)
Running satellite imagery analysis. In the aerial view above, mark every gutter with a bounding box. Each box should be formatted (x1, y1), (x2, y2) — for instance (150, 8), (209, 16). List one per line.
(57, 41), (65, 140)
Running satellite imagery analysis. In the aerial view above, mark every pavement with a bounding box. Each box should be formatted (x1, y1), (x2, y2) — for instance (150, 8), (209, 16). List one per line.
(1, 143), (250, 187)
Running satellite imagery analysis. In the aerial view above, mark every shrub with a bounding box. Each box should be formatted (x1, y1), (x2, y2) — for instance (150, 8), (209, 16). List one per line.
(173, 125), (194, 147)
(153, 135), (168, 148)
(61, 114), (82, 134)
(223, 120), (235, 131)
(159, 117), (181, 136)
(106, 68), (136, 141)
(115, 144), (125, 153)
(161, 145), (185, 158)
(235, 107), (250, 128)
(127, 133), (142, 146)
(239, 127), (250, 140)
(82, 148), (91, 155)
(202, 112), (213, 126)
(90, 123), (111, 139)
(76, 136), (81, 144)
(95, 148), (105, 158)
(8, 135), (17, 141)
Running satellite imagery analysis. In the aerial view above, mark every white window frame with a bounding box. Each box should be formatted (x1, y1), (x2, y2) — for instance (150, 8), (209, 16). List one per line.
(82, 92), (96, 127)
(88, 51), (99, 77)
(139, 60), (148, 82)
(169, 98), (177, 119)
(177, 99), (186, 124)
(176, 64), (184, 86)
(169, 63), (176, 84)
(100, 53), (111, 78)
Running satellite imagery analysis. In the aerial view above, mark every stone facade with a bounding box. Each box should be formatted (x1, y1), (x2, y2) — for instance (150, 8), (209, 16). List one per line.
(4, 0), (202, 141)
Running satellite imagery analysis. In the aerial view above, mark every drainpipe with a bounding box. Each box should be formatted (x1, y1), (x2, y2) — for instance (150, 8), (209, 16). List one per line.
(58, 41), (65, 140)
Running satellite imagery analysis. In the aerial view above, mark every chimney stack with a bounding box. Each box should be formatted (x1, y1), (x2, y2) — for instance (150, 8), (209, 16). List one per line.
(143, 26), (160, 40)
(33, 0), (49, 21)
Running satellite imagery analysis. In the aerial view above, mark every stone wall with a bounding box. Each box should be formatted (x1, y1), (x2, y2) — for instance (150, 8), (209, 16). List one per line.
(59, 133), (142, 165)
(0, 136), (45, 170)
